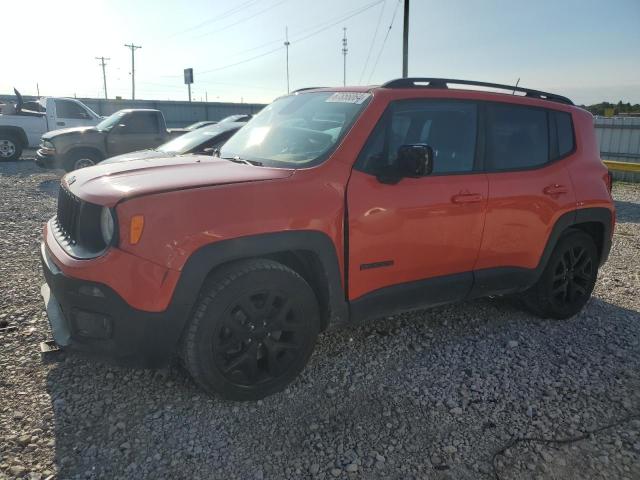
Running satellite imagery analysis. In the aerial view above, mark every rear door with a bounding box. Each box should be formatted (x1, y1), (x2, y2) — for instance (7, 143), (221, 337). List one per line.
(472, 103), (577, 293)
(107, 112), (164, 156)
(347, 98), (488, 309)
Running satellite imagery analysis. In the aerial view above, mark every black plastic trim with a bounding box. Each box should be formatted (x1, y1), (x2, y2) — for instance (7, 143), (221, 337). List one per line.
(350, 272), (472, 323)
(173, 230), (349, 328)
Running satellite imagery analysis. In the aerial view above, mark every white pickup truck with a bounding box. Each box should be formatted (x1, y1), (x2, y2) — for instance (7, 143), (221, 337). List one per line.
(0, 91), (101, 161)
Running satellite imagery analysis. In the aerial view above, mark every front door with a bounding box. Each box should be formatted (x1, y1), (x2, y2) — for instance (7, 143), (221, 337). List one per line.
(107, 112), (164, 157)
(54, 99), (95, 129)
(347, 99), (488, 313)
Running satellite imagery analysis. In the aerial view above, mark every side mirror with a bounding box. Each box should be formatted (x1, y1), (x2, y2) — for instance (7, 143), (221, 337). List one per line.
(397, 144), (434, 177)
(375, 144), (434, 185)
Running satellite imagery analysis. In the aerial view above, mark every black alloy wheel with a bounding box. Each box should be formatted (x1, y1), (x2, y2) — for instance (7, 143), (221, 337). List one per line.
(214, 289), (307, 386)
(181, 259), (320, 400)
(521, 229), (598, 319)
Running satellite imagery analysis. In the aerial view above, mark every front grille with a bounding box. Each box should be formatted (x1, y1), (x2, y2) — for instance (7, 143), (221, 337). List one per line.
(56, 185), (81, 245)
(52, 184), (110, 258)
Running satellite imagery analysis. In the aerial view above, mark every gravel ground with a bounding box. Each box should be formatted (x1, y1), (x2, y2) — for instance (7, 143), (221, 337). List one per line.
(1, 159), (639, 480)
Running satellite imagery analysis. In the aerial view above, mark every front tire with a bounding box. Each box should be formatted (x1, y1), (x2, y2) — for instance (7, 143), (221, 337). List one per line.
(521, 230), (598, 319)
(0, 133), (22, 161)
(64, 150), (101, 172)
(181, 259), (320, 400)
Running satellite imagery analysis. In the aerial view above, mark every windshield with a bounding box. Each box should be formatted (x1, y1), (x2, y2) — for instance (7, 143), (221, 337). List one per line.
(219, 91), (370, 168)
(96, 111), (126, 131)
(157, 125), (236, 154)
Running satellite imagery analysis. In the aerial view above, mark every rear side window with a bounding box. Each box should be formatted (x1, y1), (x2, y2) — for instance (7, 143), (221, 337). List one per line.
(357, 100), (478, 175)
(485, 104), (548, 170)
(553, 111), (574, 158)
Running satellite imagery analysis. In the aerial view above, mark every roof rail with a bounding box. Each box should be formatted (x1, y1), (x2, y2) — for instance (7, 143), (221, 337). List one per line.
(290, 87), (324, 94)
(381, 78), (573, 105)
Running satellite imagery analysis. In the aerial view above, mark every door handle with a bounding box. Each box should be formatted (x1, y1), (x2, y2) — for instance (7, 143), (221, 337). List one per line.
(543, 184), (568, 195)
(57, 121), (66, 126)
(451, 193), (483, 204)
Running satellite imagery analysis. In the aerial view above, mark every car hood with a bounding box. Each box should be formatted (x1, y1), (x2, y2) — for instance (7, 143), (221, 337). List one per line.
(42, 126), (97, 140)
(63, 155), (294, 207)
(99, 149), (167, 164)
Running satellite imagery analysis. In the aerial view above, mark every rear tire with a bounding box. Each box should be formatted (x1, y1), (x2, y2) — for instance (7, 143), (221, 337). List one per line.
(0, 133), (22, 161)
(181, 259), (320, 400)
(64, 150), (101, 172)
(521, 230), (598, 319)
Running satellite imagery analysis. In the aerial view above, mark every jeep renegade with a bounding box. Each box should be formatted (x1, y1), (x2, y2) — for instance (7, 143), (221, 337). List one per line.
(40, 78), (615, 400)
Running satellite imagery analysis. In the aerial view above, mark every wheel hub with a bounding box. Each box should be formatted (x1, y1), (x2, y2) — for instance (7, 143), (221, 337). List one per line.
(552, 244), (593, 306)
(214, 290), (304, 385)
(0, 140), (16, 158)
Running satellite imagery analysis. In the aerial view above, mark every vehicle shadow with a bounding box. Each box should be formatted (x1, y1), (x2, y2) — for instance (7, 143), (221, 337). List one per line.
(38, 179), (60, 197)
(44, 295), (640, 479)
(615, 200), (640, 224)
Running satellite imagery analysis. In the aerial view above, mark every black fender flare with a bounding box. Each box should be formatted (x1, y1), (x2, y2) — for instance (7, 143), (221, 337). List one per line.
(165, 230), (349, 343)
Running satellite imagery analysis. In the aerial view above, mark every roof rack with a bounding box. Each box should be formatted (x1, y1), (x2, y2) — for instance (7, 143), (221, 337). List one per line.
(290, 87), (324, 94)
(381, 78), (573, 105)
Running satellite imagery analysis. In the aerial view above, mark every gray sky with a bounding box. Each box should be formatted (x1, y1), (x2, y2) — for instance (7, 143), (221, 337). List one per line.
(3, 0), (639, 105)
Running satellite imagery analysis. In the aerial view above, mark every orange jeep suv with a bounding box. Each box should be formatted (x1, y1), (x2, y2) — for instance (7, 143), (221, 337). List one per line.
(41, 78), (615, 399)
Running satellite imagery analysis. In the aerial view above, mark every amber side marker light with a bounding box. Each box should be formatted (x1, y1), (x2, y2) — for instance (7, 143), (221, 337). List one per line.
(130, 215), (145, 245)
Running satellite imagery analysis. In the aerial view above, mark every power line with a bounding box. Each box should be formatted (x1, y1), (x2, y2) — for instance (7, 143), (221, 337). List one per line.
(359, 0), (386, 84)
(159, 1), (384, 81)
(368, 0), (402, 84)
(124, 43), (142, 100)
(229, 0), (384, 60)
(95, 56), (110, 99)
(171, 0), (262, 36)
(198, 1), (384, 76)
(196, 0), (289, 39)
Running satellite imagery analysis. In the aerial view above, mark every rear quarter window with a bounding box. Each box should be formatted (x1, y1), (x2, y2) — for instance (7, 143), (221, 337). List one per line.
(553, 110), (575, 158)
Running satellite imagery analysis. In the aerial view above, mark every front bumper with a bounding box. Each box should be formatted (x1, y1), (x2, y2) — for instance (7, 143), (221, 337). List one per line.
(40, 243), (182, 367)
(36, 149), (59, 169)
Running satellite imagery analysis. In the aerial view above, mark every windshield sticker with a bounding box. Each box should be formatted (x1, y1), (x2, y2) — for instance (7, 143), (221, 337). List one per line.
(326, 92), (371, 104)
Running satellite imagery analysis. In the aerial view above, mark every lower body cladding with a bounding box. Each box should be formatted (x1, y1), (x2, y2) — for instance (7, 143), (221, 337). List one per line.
(40, 243), (186, 367)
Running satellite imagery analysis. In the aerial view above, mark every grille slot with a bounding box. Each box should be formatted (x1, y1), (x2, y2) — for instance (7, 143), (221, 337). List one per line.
(56, 186), (81, 245)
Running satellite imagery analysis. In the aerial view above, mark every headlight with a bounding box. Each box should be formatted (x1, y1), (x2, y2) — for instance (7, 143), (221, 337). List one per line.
(42, 140), (55, 149)
(100, 207), (115, 246)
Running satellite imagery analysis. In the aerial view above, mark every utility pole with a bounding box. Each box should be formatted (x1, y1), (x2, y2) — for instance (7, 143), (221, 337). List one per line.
(36, 83), (40, 97)
(284, 26), (290, 93)
(95, 56), (110, 99)
(124, 43), (142, 99)
(402, 0), (409, 78)
(342, 27), (348, 86)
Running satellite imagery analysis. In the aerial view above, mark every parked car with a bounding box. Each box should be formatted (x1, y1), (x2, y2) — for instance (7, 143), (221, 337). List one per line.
(0, 89), (101, 161)
(36, 109), (188, 171)
(100, 122), (246, 165)
(218, 114), (252, 123)
(40, 78), (615, 400)
(185, 120), (218, 130)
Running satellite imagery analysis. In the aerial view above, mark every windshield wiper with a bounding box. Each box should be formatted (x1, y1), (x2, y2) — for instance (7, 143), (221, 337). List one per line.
(220, 156), (263, 166)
